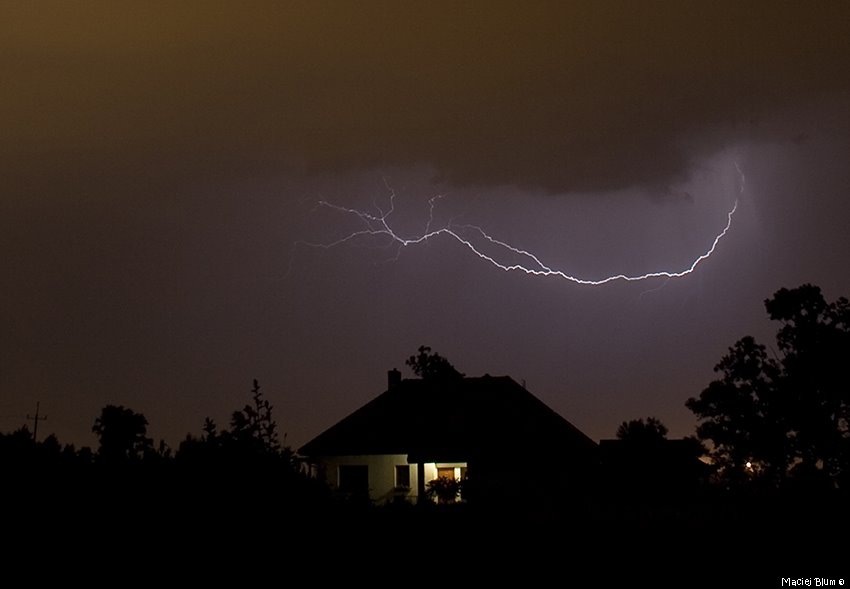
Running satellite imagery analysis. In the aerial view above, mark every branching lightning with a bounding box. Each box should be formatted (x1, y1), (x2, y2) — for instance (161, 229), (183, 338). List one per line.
(300, 165), (744, 285)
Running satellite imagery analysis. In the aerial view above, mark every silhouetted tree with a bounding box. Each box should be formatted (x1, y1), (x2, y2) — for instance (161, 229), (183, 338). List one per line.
(616, 417), (668, 444)
(178, 379), (300, 471)
(766, 284), (850, 485)
(0, 426), (36, 468)
(227, 378), (281, 455)
(174, 378), (321, 515)
(604, 417), (707, 501)
(92, 405), (153, 463)
(687, 284), (850, 489)
(202, 417), (217, 441)
(406, 345), (463, 381)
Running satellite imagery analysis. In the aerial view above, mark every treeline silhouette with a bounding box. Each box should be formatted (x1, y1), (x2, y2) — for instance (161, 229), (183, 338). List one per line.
(1, 284), (847, 569)
(2, 380), (312, 483)
(2, 379), (334, 557)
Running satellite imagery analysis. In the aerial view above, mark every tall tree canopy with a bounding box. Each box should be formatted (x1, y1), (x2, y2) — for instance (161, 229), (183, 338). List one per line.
(616, 417), (668, 444)
(406, 345), (463, 381)
(92, 405), (153, 463)
(687, 284), (850, 489)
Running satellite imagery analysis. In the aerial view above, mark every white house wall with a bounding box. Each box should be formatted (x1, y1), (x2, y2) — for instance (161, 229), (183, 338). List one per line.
(319, 454), (412, 504)
(316, 455), (463, 504)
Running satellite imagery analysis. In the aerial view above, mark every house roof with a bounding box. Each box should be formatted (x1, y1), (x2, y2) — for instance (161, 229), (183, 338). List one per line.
(298, 375), (596, 462)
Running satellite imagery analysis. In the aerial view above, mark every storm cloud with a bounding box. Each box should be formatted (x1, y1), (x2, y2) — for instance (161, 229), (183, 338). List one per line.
(3, 2), (850, 448)
(4, 2), (848, 196)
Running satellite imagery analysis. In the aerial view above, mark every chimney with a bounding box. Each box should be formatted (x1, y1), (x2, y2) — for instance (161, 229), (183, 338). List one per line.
(388, 368), (402, 389)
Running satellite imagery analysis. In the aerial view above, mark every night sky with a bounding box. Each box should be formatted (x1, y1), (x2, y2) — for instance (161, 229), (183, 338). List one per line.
(3, 2), (849, 450)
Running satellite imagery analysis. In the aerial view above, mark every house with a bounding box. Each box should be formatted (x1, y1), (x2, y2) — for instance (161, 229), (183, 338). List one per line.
(298, 369), (597, 505)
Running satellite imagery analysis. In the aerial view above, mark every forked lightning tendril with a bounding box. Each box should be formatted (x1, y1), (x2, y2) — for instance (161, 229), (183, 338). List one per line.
(301, 166), (744, 285)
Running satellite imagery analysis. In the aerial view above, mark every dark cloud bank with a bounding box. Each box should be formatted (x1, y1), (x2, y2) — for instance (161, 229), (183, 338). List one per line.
(3, 2), (848, 196)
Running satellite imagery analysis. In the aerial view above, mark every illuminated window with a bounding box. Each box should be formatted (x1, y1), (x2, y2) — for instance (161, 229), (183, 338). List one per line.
(395, 465), (411, 488)
(437, 467), (455, 479)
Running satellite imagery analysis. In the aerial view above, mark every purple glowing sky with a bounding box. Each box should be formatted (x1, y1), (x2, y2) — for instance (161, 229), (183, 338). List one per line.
(2, 2), (849, 449)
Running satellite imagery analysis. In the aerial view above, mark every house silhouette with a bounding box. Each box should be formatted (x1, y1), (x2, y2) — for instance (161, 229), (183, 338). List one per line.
(299, 370), (597, 505)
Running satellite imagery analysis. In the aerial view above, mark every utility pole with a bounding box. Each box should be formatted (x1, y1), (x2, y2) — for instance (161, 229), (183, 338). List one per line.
(26, 401), (47, 443)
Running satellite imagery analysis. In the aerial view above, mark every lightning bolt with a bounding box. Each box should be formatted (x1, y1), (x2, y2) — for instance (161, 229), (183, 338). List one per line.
(300, 165), (744, 285)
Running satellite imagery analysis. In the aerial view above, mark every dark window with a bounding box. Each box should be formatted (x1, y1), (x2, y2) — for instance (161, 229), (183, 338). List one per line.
(338, 465), (369, 496)
(395, 465), (411, 488)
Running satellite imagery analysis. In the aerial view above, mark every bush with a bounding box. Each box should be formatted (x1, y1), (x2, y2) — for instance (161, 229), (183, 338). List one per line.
(426, 476), (461, 503)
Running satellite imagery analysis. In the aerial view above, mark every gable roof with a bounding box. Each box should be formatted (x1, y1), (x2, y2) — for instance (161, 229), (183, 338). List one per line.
(299, 375), (596, 462)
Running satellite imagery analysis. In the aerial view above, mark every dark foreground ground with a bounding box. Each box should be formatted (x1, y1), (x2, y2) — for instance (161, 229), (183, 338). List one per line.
(5, 475), (847, 586)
